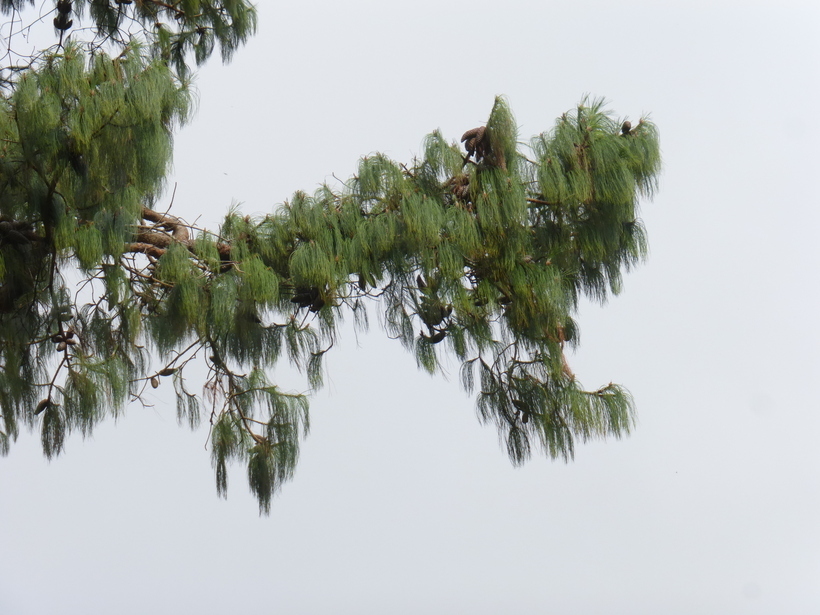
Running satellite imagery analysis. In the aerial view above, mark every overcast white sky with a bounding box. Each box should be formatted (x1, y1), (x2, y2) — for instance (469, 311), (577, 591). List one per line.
(2, 1), (819, 613)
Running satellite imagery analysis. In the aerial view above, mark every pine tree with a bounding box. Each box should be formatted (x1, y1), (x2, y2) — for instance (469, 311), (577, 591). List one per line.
(0, 3), (660, 513)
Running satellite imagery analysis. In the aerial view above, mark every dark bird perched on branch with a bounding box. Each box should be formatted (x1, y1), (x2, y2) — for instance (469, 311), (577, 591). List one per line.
(621, 120), (632, 136)
(53, 0), (73, 31)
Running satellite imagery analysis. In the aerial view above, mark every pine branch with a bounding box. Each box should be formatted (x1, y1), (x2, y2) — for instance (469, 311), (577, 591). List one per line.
(0, 49), (659, 510)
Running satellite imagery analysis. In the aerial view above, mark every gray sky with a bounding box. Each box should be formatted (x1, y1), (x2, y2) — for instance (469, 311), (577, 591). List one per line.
(2, 1), (819, 613)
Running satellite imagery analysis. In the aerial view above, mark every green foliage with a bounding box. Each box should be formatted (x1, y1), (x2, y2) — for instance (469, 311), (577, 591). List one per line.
(0, 20), (661, 512)
(0, 0), (257, 80)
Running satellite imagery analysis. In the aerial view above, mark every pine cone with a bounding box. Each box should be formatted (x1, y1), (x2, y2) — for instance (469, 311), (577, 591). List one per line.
(461, 126), (487, 160)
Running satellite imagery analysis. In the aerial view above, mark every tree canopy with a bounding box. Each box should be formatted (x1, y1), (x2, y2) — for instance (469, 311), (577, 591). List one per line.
(0, 2), (660, 513)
